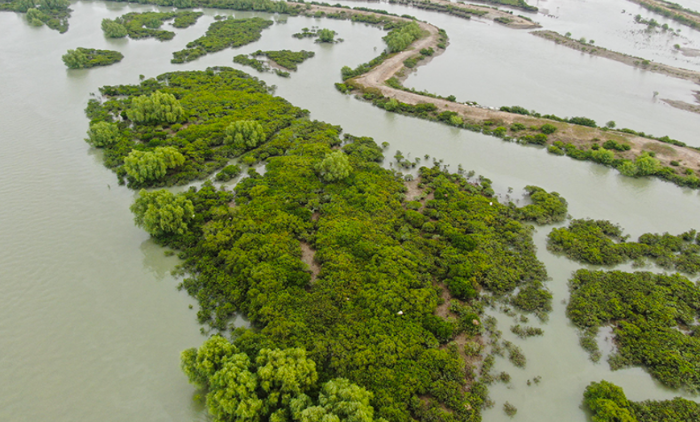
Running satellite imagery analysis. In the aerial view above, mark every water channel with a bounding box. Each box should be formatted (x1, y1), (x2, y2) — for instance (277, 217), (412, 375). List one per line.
(0, 1), (698, 421)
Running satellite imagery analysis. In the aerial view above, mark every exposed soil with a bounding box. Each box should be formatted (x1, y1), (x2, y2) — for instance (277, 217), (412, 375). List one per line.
(532, 30), (700, 84)
(300, 242), (320, 282)
(627, 0), (700, 30)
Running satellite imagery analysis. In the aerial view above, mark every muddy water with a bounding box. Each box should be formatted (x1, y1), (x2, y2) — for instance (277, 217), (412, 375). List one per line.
(0, 1), (698, 422)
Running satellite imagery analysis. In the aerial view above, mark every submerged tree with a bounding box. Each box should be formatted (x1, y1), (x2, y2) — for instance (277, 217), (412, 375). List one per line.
(130, 189), (194, 236)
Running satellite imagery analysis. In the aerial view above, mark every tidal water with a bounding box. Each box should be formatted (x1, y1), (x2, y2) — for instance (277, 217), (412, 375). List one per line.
(0, 1), (698, 421)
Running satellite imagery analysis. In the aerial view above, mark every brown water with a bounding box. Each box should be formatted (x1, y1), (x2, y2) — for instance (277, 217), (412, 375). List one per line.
(0, 2), (698, 421)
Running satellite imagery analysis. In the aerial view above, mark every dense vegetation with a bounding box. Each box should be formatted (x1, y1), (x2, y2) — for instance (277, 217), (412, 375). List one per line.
(388, 0), (487, 20)
(470, 0), (537, 12)
(1, 0), (70, 32)
(84, 66), (562, 422)
(514, 185), (568, 225)
(101, 11), (204, 41)
(548, 219), (700, 275)
(254, 50), (315, 70)
(172, 17), (273, 63)
(61, 47), (124, 69)
(583, 380), (700, 421)
(568, 270), (700, 391)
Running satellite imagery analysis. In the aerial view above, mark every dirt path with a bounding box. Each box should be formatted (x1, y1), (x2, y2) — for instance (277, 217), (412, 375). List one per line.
(532, 30), (700, 84)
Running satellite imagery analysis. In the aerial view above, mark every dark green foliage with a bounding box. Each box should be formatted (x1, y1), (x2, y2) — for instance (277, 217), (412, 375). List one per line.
(87, 67), (307, 187)
(85, 67), (562, 421)
(62, 47), (123, 69)
(499, 105), (530, 116)
(548, 219), (700, 275)
(2, 0), (70, 32)
(316, 28), (336, 43)
(516, 185), (568, 225)
(569, 270), (700, 391)
(584, 380), (700, 422)
(215, 164), (241, 181)
(510, 324), (544, 338)
(104, 11), (204, 41)
(472, 0), (537, 12)
(253, 49), (315, 70)
(172, 17), (273, 63)
(602, 139), (631, 151)
(539, 123), (556, 134)
(512, 282), (552, 314)
(383, 21), (423, 53)
(568, 116), (597, 127)
(233, 54), (267, 72)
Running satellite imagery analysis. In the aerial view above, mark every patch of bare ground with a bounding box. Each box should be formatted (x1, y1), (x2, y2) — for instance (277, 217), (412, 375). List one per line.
(627, 0), (700, 30)
(662, 91), (700, 115)
(345, 17), (700, 175)
(300, 242), (320, 283)
(404, 177), (423, 202)
(532, 30), (700, 84)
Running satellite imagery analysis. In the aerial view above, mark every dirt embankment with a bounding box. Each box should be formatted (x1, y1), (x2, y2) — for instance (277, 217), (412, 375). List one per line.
(532, 30), (700, 84)
(627, 0), (700, 29)
(345, 14), (700, 173)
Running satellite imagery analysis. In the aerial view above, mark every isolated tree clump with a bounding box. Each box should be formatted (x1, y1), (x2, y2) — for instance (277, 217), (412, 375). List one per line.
(101, 18), (127, 38)
(61, 48), (87, 69)
(316, 151), (351, 182)
(130, 189), (194, 236)
(85, 121), (120, 147)
(225, 120), (265, 149)
(127, 90), (185, 124)
(123, 146), (185, 183)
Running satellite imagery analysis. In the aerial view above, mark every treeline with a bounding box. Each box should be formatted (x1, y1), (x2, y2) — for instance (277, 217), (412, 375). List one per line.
(101, 11), (204, 41)
(568, 269), (700, 391)
(548, 219), (700, 275)
(105, 0), (304, 14)
(62, 47), (123, 69)
(470, 0), (537, 12)
(171, 17), (273, 63)
(584, 380), (700, 422)
(1, 0), (70, 32)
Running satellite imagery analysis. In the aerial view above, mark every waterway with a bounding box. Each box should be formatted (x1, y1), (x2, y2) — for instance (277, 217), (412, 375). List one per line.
(0, 1), (698, 422)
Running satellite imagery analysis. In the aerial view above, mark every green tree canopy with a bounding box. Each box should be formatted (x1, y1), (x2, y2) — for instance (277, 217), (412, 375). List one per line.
(130, 188), (194, 236)
(316, 151), (351, 182)
(85, 121), (120, 147)
(256, 348), (318, 412)
(62, 48), (88, 69)
(583, 381), (637, 422)
(123, 146), (185, 184)
(225, 120), (266, 149)
(317, 28), (336, 43)
(126, 90), (185, 125)
(101, 18), (127, 38)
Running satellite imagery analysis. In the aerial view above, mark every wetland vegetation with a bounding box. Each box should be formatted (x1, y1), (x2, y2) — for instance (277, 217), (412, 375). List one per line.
(101, 11), (203, 40)
(62, 47), (123, 69)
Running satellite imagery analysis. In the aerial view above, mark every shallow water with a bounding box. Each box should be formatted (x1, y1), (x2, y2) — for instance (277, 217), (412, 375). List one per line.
(0, 2), (698, 422)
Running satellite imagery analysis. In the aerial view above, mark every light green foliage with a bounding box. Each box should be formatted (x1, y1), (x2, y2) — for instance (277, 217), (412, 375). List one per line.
(225, 120), (266, 149)
(383, 22), (423, 52)
(316, 151), (351, 182)
(123, 146), (185, 184)
(618, 161), (638, 177)
(181, 337), (383, 422)
(517, 185), (568, 225)
(127, 91), (185, 124)
(256, 348), (318, 411)
(634, 153), (661, 176)
(26, 7), (46, 26)
(130, 188), (194, 236)
(569, 270), (700, 390)
(591, 148), (615, 165)
(101, 18), (127, 38)
(584, 381), (636, 422)
(316, 28), (336, 43)
(61, 48), (87, 69)
(85, 121), (120, 147)
(584, 380), (700, 422)
(4, 0), (70, 32)
(300, 378), (376, 422)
